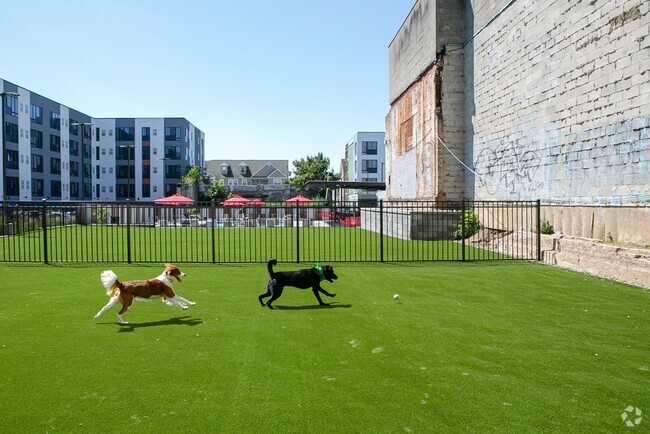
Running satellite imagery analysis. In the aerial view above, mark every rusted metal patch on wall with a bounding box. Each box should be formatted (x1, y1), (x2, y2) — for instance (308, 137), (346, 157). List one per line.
(385, 63), (444, 201)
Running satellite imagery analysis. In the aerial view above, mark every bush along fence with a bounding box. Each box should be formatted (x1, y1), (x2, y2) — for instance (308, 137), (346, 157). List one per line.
(0, 199), (541, 264)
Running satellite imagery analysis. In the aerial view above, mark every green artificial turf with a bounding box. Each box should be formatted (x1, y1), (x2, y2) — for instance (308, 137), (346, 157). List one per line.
(0, 262), (648, 433)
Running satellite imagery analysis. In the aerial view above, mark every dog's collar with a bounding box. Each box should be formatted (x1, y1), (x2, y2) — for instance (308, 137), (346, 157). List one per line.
(312, 264), (324, 282)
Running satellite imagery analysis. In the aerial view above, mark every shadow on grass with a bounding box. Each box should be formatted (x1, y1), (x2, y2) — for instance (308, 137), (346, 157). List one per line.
(116, 316), (203, 332)
(273, 303), (352, 311)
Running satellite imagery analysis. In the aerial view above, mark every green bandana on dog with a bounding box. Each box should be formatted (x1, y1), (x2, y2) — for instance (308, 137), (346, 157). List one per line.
(312, 263), (324, 281)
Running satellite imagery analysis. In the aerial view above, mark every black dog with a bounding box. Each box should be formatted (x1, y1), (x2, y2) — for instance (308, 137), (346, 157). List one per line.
(259, 259), (338, 309)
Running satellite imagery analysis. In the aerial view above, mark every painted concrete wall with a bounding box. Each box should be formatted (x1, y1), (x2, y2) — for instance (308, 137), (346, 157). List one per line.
(389, 0), (437, 103)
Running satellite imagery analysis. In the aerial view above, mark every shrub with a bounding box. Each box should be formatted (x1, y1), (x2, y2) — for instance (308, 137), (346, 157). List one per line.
(452, 209), (481, 240)
(539, 218), (554, 235)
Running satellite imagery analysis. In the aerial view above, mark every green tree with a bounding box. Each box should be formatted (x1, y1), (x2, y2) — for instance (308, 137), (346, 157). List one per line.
(182, 166), (211, 201)
(205, 180), (229, 203)
(288, 153), (340, 199)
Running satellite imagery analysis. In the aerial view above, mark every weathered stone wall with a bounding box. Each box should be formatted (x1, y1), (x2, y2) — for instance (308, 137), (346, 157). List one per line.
(541, 205), (649, 248)
(541, 234), (650, 289)
(386, 0), (467, 202)
(389, 0), (437, 103)
(469, 0), (650, 202)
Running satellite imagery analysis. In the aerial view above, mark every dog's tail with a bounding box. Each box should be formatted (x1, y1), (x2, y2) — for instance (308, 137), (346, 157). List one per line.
(267, 259), (278, 278)
(100, 270), (121, 296)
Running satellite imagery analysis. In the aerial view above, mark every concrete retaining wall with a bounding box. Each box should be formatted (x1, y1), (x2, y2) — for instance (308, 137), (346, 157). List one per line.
(541, 234), (650, 289)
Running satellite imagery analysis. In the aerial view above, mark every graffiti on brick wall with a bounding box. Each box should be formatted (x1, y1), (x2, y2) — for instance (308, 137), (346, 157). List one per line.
(474, 140), (543, 195)
(474, 116), (650, 201)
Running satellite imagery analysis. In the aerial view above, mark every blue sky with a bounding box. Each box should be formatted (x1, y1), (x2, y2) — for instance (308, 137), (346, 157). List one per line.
(2, 0), (414, 171)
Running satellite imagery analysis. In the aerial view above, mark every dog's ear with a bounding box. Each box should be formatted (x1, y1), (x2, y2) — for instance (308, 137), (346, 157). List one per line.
(166, 265), (183, 282)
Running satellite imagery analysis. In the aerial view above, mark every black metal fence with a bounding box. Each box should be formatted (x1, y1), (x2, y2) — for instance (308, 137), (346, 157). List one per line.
(0, 200), (541, 263)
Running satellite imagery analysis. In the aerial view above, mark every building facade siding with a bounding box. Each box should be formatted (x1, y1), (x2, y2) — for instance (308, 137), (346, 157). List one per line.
(1, 79), (204, 202)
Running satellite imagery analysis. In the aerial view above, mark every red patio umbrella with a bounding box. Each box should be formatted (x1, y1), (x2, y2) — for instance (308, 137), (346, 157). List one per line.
(220, 195), (250, 207)
(283, 194), (313, 204)
(153, 193), (195, 205)
(249, 199), (266, 206)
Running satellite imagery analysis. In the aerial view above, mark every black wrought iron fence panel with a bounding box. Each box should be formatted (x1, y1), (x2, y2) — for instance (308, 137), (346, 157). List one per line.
(0, 200), (540, 263)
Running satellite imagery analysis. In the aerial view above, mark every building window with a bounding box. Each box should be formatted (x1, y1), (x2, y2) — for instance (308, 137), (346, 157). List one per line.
(165, 145), (181, 160)
(30, 104), (43, 124)
(6, 149), (19, 170)
(6, 177), (19, 196)
(70, 182), (79, 198)
(362, 159), (378, 173)
(164, 127), (181, 141)
(142, 184), (150, 198)
(31, 154), (43, 173)
(50, 135), (61, 152)
(165, 165), (182, 178)
(116, 145), (134, 160)
(142, 146), (150, 160)
(116, 127), (135, 141)
(70, 161), (79, 177)
(50, 180), (61, 197)
(32, 178), (44, 196)
(5, 95), (18, 116)
(69, 139), (78, 156)
(49, 112), (61, 130)
(362, 141), (378, 155)
(4, 122), (18, 143)
(29, 130), (43, 148)
(142, 165), (150, 179)
(142, 127), (150, 141)
(117, 165), (134, 180)
(164, 184), (176, 196)
(50, 158), (61, 175)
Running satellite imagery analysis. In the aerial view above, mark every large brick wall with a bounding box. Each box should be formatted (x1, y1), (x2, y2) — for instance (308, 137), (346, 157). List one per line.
(388, 0), (649, 204)
(386, 0), (467, 201)
(468, 0), (649, 203)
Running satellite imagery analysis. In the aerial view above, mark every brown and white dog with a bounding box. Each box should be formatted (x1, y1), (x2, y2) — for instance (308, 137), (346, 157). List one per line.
(94, 264), (195, 324)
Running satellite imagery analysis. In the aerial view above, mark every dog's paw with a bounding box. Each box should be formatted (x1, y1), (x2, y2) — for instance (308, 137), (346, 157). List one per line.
(181, 305), (188, 310)
(93, 314), (99, 320)
(187, 301), (196, 306)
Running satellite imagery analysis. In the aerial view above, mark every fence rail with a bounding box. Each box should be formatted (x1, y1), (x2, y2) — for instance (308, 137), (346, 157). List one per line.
(0, 200), (541, 263)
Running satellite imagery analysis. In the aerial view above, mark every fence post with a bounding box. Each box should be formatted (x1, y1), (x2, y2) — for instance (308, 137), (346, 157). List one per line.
(126, 200), (132, 264)
(379, 200), (384, 263)
(536, 199), (541, 261)
(295, 203), (300, 263)
(42, 199), (48, 264)
(211, 200), (216, 264)
(461, 200), (466, 262)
